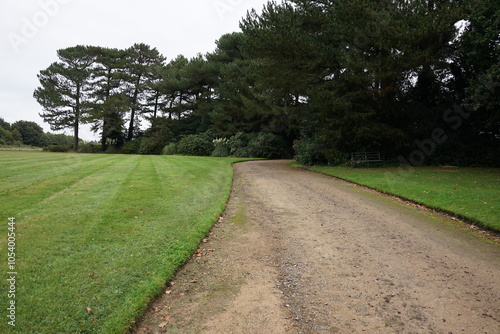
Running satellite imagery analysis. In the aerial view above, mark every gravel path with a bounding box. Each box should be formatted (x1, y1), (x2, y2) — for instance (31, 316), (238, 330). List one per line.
(134, 160), (500, 334)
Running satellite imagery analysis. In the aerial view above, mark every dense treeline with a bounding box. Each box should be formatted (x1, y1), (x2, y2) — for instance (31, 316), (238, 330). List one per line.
(34, 0), (499, 165)
(0, 118), (73, 148)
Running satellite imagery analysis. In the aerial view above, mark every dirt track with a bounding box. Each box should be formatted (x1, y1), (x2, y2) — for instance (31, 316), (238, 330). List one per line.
(134, 160), (500, 334)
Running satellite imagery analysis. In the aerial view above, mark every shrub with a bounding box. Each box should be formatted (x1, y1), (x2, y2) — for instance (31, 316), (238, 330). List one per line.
(43, 145), (71, 152)
(0, 127), (15, 145)
(227, 132), (253, 157)
(78, 143), (101, 154)
(138, 118), (174, 155)
(121, 138), (142, 154)
(138, 137), (164, 155)
(104, 145), (121, 154)
(294, 139), (326, 165)
(248, 132), (285, 159)
(162, 143), (177, 155)
(176, 134), (214, 156)
(211, 138), (230, 157)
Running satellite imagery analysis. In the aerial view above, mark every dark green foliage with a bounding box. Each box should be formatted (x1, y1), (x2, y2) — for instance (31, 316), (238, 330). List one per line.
(162, 143), (178, 155)
(77, 143), (101, 154)
(0, 127), (16, 145)
(34, 45), (96, 150)
(30, 1), (498, 165)
(0, 119), (16, 145)
(176, 134), (214, 156)
(11, 121), (46, 147)
(44, 133), (73, 146)
(248, 132), (285, 159)
(43, 144), (71, 152)
(227, 132), (253, 157)
(138, 118), (174, 155)
(122, 43), (166, 141)
(294, 138), (327, 166)
(211, 138), (230, 157)
(120, 138), (143, 154)
(0, 118), (11, 131)
(86, 47), (128, 150)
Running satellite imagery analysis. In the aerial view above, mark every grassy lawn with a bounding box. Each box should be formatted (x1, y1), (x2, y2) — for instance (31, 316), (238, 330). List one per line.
(292, 163), (500, 232)
(0, 151), (244, 333)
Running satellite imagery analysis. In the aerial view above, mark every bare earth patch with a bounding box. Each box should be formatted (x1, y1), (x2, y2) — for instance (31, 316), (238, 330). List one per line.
(133, 160), (500, 334)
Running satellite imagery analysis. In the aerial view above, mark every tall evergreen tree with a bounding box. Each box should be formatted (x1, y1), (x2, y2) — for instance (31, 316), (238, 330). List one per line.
(208, 33), (272, 137)
(88, 46), (128, 149)
(122, 43), (166, 141)
(34, 45), (95, 150)
(457, 0), (499, 141)
(241, 0), (467, 163)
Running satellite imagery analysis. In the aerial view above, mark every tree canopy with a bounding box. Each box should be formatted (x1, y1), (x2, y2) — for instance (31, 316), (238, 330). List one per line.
(32, 0), (499, 165)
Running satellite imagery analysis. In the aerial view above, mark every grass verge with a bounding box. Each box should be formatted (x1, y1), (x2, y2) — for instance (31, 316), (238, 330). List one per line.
(290, 163), (499, 232)
(0, 151), (245, 333)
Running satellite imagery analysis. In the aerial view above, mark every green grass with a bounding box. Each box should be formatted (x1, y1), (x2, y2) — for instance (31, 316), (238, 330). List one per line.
(291, 163), (500, 232)
(0, 151), (245, 333)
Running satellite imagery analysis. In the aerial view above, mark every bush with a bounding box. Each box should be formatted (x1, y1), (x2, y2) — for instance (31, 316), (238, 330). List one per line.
(104, 145), (121, 154)
(227, 132), (253, 157)
(121, 138), (142, 154)
(138, 137), (164, 155)
(138, 118), (174, 155)
(43, 145), (71, 152)
(78, 143), (101, 154)
(176, 134), (214, 156)
(248, 132), (285, 159)
(162, 143), (178, 155)
(294, 139), (326, 165)
(211, 138), (230, 157)
(0, 127), (15, 145)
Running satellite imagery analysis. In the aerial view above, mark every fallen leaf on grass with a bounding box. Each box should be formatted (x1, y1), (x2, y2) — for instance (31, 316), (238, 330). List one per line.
(86, 307), (93, 314)
(159, 321), (169, 328)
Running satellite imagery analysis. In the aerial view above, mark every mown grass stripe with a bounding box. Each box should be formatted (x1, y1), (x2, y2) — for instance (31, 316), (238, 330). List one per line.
(12, 155), (142, 333)
(0, 152), (244, 334)
(0, 153), (119, 193)
(0, 154), (124, 217)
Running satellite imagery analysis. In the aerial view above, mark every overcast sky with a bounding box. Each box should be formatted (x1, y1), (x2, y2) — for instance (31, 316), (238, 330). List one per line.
(0, 0), (269, 140)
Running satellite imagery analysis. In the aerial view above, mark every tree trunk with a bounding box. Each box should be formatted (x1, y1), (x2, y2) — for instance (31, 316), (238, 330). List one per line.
(127, 76), (141, 141)
(74, 84), (81, 151)
(153, 94), (159, 119)
(74, 118), (79, 151)
(127, 108), (135, 141)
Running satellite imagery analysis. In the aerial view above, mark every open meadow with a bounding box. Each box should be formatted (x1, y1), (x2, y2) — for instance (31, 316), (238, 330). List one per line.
(0, 151), (243, 333)
(300, 164), (500, 232)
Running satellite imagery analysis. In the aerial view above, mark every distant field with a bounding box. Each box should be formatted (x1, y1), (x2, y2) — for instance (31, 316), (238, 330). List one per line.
(293, 164), (500, 232)
(0, 145), (42, 151)
(0, 151), (243, 333)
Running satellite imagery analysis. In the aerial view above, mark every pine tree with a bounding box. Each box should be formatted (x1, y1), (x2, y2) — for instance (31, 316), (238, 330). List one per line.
(122, 43), (166, 141)
(88, 46), (128, 149)
(34, 45), (95, 150)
